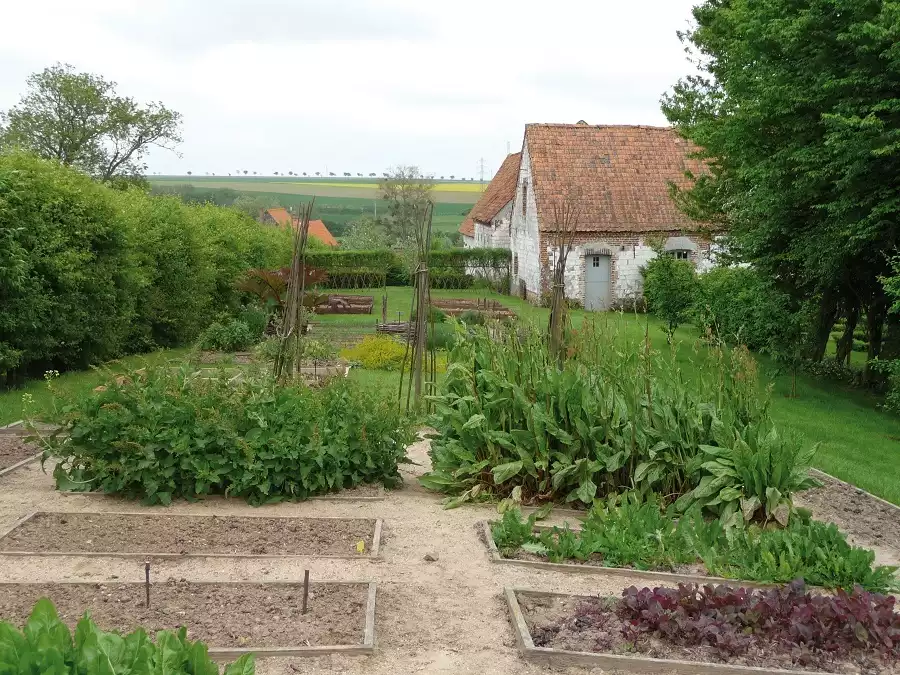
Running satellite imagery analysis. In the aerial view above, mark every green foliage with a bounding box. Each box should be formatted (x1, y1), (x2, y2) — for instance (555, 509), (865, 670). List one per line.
(0, 597), (253, 675)
(457, 310), (486, 325)
(426, 323), (457, 351)
(870, 358), (900, 413)
(340, 335), (407, 371)
(674, 424), (821, 528)
(642, 255), (698, 341)
(1, 63), (182, 181)
(663, 0), (899, 375)
(0, 154), (292, 378)
(411, 307), (447, 324)
(492, 503), (897, 592)
(341, 216), (390, 250)
(46, 366), (415, 505)
(693, 266), (794, 351)
(198, 319), (257, 352)
(421, 320), (776, 508)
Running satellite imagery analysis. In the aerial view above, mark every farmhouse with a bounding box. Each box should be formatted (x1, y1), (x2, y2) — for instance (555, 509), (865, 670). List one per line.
(261, 207), (338, 247)
(472, 123), (711, 309)
(459, 152), (521, 249)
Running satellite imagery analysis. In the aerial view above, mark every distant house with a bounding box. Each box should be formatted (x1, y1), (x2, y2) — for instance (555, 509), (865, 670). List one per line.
(498, 123), (712, 309)
(261, 207), (338, 247)
(459, 152), (521, 249)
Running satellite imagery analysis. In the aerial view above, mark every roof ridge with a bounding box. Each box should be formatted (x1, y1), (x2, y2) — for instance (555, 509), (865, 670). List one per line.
(525, 122), (673, 130)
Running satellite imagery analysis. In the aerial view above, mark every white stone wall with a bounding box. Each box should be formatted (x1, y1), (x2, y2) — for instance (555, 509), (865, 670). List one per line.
(461, 234), (475, 249)
(509, 143), (542, 298)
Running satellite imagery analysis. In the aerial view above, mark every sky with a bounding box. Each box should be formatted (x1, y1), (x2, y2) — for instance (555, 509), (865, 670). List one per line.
(0, 0), (700, 179)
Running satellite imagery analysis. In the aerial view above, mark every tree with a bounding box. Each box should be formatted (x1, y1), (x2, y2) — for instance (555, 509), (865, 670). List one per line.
(315, 172), (321, 176)
(231, 195), (279, 219)
(642, 252), (699, 343)
(187, 171), (192, 176)
(0, 64), (181, 182)
(369, 172), (376, 177)
(663, 0), (900, 382)
(380, 165), (434, 245)
(243, 170), (248, 175)
(303, 172), (308, 176)
(342, 216), (390, 250)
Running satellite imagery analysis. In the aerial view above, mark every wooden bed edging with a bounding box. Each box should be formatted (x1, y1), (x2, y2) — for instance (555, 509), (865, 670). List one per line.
(482, 522), (781, 590)
(0, 421), (42, 478)
(0, 511), (385, 561)
(505, 587), (833, 675)
(0, 580), (376, 659)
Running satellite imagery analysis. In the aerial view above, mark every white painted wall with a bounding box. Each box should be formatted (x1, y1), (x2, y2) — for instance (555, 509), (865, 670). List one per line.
(509, 143), (542, 298)
(461, 234), (475, 248)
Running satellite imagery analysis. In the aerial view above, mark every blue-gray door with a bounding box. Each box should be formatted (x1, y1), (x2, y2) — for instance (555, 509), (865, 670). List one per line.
(585, 254), (611, 310)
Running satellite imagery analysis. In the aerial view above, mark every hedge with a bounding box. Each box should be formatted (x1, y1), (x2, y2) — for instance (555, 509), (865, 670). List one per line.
(0, 153), (292, 381)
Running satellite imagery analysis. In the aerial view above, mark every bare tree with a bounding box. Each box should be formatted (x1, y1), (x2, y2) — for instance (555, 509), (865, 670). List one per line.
(547, 189), (582, 365)
(380, 165), (434, 244)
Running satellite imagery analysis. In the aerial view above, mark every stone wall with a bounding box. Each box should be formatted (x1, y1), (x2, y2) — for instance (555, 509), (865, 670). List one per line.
(509, 144), (543, 300)
(473, 201), (512, 249)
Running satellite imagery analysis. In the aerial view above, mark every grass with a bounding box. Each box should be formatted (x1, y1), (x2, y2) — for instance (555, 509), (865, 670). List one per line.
(4, 287), (898, 505)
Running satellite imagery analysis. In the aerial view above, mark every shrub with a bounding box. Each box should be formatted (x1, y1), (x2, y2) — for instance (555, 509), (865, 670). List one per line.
(426, 323), (457, 351)
(237, 306), (270, 338)
(45, 366), (415, 505)
(870, 358), (900, 412)
(411, 307), (447, 323)
(642, 254), (698, 340)
(198, 319), (257, 352)
(0, 597), (253, 675)
(457, 310), (486, 325)
(341, 335), (407, 370)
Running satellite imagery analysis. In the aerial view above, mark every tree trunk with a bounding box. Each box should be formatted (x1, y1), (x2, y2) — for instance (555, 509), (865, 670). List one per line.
(835, 300), (860, 365)
(807, 288), (838, 362)
(863, 295), (888, 385)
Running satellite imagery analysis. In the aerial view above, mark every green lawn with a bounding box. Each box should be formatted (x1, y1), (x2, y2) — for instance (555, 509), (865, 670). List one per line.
(4, 287), (898, 505)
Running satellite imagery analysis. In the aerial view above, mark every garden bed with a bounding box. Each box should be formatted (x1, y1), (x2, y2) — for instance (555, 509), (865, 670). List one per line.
(0, 512), (382, 559)
(315, 294), (374, 315)
(0, 435), (41, 476)
(431, 297), (516, 318)
(0, 581), (376, 658)
(797, 470), (900, 559)
(506, 587), (899, 674)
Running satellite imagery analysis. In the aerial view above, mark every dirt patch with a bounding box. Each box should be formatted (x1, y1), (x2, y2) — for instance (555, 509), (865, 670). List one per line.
(0, 581), (367, 648)
(796, 472), (900, 562)
(312, 483), (383, 499)
(199, 351), (254, 365)
(0, 437), (40, 472)
(0, 513), (376, 556)
(519, 592), (899, 674)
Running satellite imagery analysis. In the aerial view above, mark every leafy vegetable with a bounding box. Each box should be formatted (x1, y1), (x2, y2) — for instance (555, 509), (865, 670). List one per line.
(0, 597), (253, 675)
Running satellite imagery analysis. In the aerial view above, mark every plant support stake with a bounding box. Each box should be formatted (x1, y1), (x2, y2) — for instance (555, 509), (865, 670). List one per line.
(302, 569), (310, 614)
(144, 560), (151, 608)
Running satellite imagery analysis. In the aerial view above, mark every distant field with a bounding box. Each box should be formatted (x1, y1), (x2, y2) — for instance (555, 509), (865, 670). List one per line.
(150, 176), (485, 205)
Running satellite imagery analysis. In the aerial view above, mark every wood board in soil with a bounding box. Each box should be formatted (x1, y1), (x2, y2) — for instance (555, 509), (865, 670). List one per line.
(0, 581), (376, 658)
(480, 522), (778, 589)
(0, 435), (41, 477)
(505, 588), (892, 675)
(0, 512), (382, 559)
(797, 470), (900, 559)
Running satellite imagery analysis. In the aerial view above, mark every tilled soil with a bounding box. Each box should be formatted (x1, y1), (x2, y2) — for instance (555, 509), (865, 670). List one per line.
(0, 437), (40, 472)
(0, 513), (376, 556)
(519, 592), (900, 674)
(797, 471), (900, 564)
(0, 581), (368, 648)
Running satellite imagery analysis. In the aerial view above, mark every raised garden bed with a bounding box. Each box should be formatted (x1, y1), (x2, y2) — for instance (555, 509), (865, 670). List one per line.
(505, 587), (899, 674)
(0, 435), (41, 477)
(431, 297), (516, 318)
(0, 581), (376, 658)
(315, 295), (374, 315)
(0, 512), (383, 559)
(479, 521), (771, 588)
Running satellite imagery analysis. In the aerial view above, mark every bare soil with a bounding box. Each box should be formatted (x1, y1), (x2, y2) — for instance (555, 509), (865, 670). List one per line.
(0, 513), (376, 556)
(797, 472), (900, 565)
(0, 437), (39, 472)
(0, 581), (367, 648)
(519, 592), (900, 674)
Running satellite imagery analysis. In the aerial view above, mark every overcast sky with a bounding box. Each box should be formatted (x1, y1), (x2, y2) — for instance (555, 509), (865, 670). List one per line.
(0, 0), (699, 178)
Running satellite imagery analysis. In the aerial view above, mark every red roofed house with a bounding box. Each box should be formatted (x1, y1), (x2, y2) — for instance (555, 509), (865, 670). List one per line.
(508, 123), (712, 309)
(261, 207), (338, 247)
(459, 152), (521, 249)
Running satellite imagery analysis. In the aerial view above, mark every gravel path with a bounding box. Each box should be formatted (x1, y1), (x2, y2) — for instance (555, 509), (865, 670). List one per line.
(0, 434), (895, 674)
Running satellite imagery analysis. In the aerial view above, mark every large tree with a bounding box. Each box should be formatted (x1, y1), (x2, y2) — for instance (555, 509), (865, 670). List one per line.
(663, 0), (900, 377)
(0, 63), (182, 182)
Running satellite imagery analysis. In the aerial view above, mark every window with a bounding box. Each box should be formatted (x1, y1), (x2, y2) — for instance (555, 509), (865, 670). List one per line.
(592, 256), (600, 267)
(667, 249), (691, 260)
(521, 180), (528, 216)
(513, 255), (519, 277)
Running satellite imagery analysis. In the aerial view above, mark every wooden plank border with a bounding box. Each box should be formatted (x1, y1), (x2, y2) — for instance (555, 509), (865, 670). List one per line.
(505, 587), (833, 675)
(0, 511), (385, 561)
(482, 522), (779, 590)
(0, 422), (41, 478)
(0, 580), (375, 659)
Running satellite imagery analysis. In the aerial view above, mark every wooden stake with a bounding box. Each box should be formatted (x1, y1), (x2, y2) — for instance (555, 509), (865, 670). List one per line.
(302, 569), (310, 614)
(144, 560), (151, 608)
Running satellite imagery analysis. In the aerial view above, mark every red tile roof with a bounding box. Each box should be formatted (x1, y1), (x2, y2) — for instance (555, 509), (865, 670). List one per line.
(264, 207), (293, 227)
(459, 214), (475, 237)
(264, 208), (338, 246)
(468, 152), (521, 224)
(524, 124), (705, 233)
